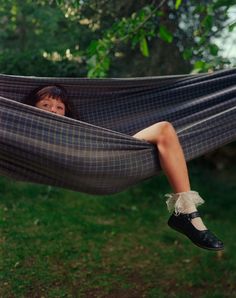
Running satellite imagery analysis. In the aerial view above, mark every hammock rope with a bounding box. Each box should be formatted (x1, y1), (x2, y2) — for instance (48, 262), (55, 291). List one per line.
(0, 68), (235, 194)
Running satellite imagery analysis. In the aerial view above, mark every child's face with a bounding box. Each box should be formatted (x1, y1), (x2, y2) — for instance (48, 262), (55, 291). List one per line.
(35, 96), (66, 116)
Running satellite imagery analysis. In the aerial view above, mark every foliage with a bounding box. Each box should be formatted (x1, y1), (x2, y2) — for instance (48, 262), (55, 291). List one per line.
(0, 50), (86, 77)
(0, 0), (88, 76)
(55, 0), (236, 77)
(0, 0), (235, 77)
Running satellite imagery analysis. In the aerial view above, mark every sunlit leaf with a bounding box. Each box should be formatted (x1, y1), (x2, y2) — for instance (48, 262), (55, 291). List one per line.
(194, 60), (206, 71)
(139, 36), (149, 57)
(102, 56), (110, 70)
(159, 26), (173, 43)
(87, 55), (97, 67)
(175, 0), (182, 10)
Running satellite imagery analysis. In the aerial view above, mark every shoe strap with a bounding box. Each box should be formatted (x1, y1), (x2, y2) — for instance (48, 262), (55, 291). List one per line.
(187, 211), (200, 220)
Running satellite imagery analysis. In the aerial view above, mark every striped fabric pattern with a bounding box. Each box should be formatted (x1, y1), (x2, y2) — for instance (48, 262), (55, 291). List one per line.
(0, 68), (235, 194)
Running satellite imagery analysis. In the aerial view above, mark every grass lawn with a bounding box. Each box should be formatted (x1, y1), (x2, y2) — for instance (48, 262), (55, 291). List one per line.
(0, 155), (235, 298)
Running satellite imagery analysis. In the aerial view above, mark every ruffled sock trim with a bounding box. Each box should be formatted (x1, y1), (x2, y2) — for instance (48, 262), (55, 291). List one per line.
(164, 190), (205, 214)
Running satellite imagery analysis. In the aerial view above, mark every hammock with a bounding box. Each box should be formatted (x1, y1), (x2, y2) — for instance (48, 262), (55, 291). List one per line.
(0, 69), (235, 195)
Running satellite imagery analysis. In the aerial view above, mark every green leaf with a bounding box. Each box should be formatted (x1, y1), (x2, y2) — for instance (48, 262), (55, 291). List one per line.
(102, 57), (110, 70)
(209, 44), (219, 56)
(212, 0), (236, 9)
(183, 48), (192, 60)
(193, 4), (206, 14)
(87, 41), (98, 55)
(55, 0), (63, 5)
(87, 55), (97, 67)
(202, 15), (213, 30)
(159, 26), (173, 43)
(131, 35), (140, 49)
(87, 69), (96, 78)
(175, 0), (182, 10)
(199, 36), (206, 45)
(193, 60), (206, 71)
(139, 36), (149, 57)
(229, 22), (236, 32)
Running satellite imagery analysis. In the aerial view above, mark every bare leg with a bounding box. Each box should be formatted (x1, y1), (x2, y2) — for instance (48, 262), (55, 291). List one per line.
(132, 121), (207, 230)
(133, 121), (190, 193)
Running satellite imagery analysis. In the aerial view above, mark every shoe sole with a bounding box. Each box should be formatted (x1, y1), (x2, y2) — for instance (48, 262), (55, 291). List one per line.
(168, 222), (224, 251)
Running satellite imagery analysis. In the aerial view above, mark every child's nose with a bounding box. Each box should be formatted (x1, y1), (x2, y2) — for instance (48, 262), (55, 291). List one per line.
(51, 106), (57, 113)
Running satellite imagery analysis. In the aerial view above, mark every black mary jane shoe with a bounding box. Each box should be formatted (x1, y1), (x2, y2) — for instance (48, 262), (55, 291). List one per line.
(167, 211), (224, 251)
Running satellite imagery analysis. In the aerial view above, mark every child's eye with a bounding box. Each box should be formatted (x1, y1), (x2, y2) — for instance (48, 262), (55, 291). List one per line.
(43, 103), (50, 107)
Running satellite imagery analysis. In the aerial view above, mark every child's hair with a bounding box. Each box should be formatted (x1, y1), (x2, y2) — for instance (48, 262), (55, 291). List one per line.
(24, 85), (72, 117)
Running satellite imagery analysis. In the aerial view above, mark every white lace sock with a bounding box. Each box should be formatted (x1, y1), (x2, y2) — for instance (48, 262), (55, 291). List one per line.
(165, 190), (207, 231)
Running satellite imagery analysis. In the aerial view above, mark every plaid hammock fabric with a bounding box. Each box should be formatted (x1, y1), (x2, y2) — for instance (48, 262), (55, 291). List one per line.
(0, 68), (235, 194)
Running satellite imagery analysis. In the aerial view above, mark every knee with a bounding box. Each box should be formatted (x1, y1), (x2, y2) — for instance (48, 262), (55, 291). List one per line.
(156, 121), (176, 144)
(157, 121), (175, 135)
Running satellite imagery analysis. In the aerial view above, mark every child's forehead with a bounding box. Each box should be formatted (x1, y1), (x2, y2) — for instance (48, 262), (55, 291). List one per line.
(40, 95), (64, 103)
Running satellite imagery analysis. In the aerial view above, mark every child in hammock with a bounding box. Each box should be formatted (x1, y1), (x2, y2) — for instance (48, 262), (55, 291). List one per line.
(24, 85), (72, 117)
(25, 85), (224, 251)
